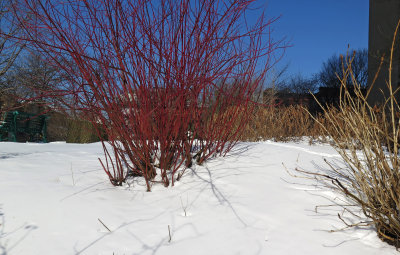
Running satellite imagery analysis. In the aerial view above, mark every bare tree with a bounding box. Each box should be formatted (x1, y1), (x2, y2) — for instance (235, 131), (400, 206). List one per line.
(318, 48), (368, 88)
(265, 64), (290, 89)
(279, 74), (318, 94)
(0, 0), (25, 111)
(263, 64), (289, 104)
(4, 53), (63, 100)
(0, 0), (24, 79)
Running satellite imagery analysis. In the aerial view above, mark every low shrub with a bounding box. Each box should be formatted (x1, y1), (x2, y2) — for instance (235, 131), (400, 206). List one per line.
(298, 24), (400, 248)
(66, 118), (100, 144)
(46, 111), (101, 143)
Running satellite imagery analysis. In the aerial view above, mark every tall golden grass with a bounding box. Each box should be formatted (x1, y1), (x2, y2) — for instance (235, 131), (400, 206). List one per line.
(240, 105), (342, 143)
(241, 105), (318, 141)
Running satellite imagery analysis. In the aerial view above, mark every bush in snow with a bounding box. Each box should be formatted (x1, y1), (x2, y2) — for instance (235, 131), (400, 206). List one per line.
(303, 22), (400, 248)
(13, 0), (284, 190)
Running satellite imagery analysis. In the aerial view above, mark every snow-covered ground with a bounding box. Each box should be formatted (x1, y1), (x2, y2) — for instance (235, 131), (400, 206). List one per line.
(0, 141), (396, 255)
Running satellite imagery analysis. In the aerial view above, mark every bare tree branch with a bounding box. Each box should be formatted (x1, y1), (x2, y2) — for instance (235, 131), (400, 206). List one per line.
(0, 0), (24, 79)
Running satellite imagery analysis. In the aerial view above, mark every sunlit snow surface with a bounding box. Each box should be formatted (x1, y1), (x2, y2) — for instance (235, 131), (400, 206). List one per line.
(0, 141), (396, 255)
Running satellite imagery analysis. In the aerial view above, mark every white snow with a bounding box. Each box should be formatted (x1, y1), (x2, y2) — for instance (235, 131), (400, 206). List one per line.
(0, 141), (397, 255)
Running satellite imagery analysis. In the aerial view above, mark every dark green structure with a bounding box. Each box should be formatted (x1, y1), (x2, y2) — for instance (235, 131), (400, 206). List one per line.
(0, 111), (48, 142)
(368, 0), (400, 104)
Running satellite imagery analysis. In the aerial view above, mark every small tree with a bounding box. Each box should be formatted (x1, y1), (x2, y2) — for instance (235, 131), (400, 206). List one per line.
(318, 48), (368, 88)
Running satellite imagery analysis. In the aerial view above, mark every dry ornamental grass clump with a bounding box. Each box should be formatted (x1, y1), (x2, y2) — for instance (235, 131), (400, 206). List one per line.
(240, 105), (327, 142)
(300, 20), (400, 248)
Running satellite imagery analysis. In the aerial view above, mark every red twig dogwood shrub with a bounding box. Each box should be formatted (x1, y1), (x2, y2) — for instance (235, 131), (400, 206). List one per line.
(13, 0), (283, 190)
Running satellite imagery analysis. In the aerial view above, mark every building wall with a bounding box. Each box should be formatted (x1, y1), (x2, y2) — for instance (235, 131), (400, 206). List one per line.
(368, 0), (400, 104)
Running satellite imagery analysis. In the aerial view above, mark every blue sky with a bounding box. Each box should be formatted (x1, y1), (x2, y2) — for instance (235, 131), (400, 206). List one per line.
(255, 0), (369, 79)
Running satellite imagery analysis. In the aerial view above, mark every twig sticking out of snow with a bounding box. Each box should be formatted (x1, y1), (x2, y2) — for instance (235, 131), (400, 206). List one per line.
(98, 218), (111, 232)
(168, 225), (172, 243)
(70, 163), (75, 186)
(180, 195), (189, 217)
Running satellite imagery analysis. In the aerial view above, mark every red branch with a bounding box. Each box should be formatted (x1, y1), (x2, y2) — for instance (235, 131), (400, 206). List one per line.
(13, 0), (285, 190)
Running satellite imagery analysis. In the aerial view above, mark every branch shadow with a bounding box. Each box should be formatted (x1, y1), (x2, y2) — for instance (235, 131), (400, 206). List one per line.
(73, 210), (168, 255)
(73, 142), (258, 254)
(0, 205), (38, 255)
(186, 164), (248, 227)
(285, 157), (385, 250)
(59, 181), (106, 202)
(128, 222), (203, 255)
